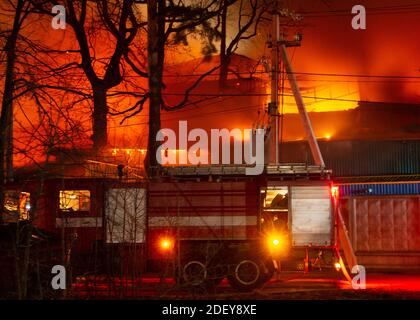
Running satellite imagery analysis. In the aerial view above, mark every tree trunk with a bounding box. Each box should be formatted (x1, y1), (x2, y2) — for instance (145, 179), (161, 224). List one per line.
(0, 0), (24, 182)
(145, 0), (165, 175)
(0, 0), (24, 224)
(219, 0), (228, 90)
(92, 86), (108, 150)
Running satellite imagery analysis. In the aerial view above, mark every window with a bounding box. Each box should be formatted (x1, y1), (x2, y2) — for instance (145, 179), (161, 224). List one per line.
(261, 187), (289, 234)
(264, 187), (289, 210)
(2, 191), (31, 222)
(59, 190), (90, 212)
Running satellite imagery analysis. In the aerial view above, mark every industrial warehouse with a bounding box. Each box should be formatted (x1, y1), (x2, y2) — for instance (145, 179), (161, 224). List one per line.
(0, 0), (420, 304)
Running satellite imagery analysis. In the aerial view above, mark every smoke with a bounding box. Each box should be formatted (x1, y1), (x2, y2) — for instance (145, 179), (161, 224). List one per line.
(240, 0), (420, 105)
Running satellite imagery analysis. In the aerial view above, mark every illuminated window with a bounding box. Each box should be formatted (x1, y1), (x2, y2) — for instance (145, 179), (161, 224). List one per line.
(263, 187), (289, 209)
(262, 187), (289, 234)
(2, 191), (30, 222)
(59, 190), (90, 212)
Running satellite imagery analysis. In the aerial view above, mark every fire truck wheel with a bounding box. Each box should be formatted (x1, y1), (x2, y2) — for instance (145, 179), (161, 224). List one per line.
(259, 259), (275, 284)
(228, 258), (264, 292)
(182, 260), (208, 286)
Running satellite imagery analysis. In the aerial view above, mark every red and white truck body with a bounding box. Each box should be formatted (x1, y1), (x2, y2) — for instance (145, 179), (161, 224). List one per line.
(1, 165), (337, 290)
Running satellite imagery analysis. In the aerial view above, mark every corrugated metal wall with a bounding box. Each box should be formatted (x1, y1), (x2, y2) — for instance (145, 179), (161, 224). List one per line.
(279, 140), (420, 177)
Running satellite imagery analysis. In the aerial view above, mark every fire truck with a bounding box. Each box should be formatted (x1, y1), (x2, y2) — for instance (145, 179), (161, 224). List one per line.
(1, 163), (342, 292)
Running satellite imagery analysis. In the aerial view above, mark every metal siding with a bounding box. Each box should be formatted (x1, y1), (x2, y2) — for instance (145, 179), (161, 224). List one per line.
(368, 199), (381, 251)
(351, 196), (420, 253)
(279, 140), (420, 177)
(353, 198), (369, 252)
(408, 198), (420, 250)
(290, 186), (332, 246)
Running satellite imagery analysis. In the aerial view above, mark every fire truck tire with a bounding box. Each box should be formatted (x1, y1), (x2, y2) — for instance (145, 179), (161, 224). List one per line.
(228, 258), (264, 292)
(259, 259), (275, 284)
(182, 260), (208, 286)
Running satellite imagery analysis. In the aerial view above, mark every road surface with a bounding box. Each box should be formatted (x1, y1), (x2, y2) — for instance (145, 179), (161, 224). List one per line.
(71, 270), (420, 299)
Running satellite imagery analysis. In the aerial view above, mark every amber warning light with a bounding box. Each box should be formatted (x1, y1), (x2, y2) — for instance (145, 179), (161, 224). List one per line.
(267, 234), (283, 251)
(335, 262), (342, 271)
(331, 186), (339, 198)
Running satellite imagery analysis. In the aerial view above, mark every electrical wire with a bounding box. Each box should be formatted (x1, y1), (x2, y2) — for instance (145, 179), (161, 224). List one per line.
(12, 69), (420, 79)
(299, 3), (420, 17)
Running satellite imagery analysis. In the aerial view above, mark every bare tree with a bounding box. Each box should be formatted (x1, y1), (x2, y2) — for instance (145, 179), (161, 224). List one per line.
(0, 0), (32, 219)
(218, 0), (268, 88)
(0, 1), (96, 297)
(31, 0), (147, 151)
(110, 1), (269, 174)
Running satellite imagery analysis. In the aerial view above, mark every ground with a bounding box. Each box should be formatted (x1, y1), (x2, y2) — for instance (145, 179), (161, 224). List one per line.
(71, 271), (420, 299)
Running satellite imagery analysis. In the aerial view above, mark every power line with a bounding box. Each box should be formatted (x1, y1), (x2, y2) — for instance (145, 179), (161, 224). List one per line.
(285, 71), (420, 79)
(108, 103), (265, 129)
(158, 92), (370, 104)
(108, 94), (420, 130)
(13, 69), (420, 80)
(299, 3), (420, 17)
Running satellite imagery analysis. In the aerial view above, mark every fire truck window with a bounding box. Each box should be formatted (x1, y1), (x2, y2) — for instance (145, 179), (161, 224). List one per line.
(2, 191), (31, 222)
(59, 190), (90, 212)
(264, 188), (288, 210)
(262, 188), (289, 233)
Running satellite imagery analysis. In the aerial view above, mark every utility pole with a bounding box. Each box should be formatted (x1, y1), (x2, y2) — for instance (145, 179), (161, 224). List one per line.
(265, 11), (280, 165)
(265, 5), (325, 167)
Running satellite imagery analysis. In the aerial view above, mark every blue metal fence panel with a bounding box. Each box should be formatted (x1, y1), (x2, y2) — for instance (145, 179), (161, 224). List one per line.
(338, 183), (420, 197)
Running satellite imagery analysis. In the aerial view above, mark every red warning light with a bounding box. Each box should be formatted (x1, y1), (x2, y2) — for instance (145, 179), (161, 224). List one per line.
(159, 238), (174, 251)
